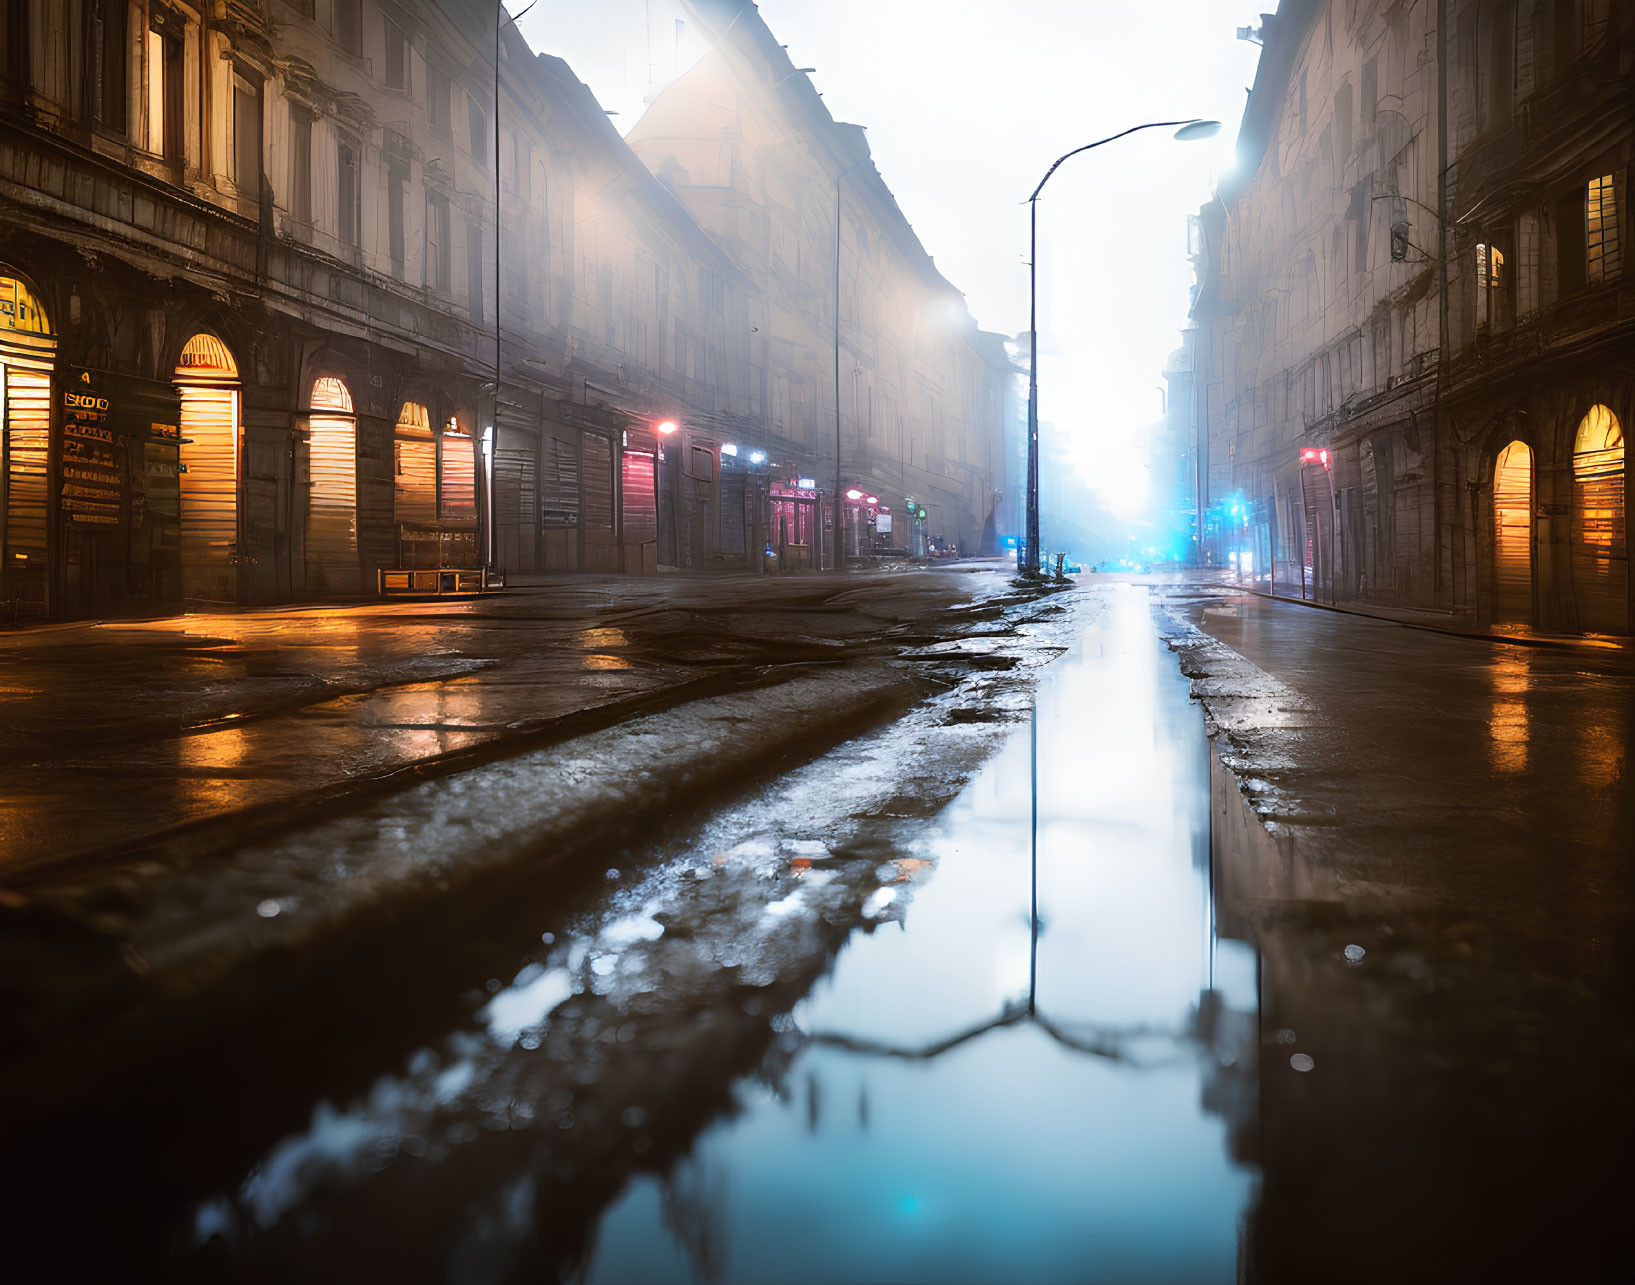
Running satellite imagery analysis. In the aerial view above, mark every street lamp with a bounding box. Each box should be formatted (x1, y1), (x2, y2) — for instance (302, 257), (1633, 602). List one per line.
(1022, 118), (1220, 577)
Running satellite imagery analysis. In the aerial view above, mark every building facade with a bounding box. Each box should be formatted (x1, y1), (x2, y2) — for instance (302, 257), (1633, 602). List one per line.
(0, 0), (1013, 622)
(1185, 0), (1630, 633)
(627, 0), (1013, 566)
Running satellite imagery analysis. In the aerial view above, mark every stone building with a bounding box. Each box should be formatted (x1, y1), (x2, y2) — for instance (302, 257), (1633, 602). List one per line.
(1185, 0), (1630, 633)
(0, 0), (1012, 621)
(626, 0), (1014, 565)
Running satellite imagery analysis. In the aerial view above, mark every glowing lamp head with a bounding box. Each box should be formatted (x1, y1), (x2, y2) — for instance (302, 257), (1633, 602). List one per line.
(845, 488), (864, 501)
(657, 419), (679, 435)
(749, 450), (767, 464)
(864, 495), (877, 506)
(1173, 119), (1223, 142)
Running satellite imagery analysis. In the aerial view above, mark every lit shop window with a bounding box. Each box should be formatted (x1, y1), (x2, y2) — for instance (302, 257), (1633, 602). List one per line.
(440, 419), (477, 522)
(394, 402), (437, 526)
(308, 377), (355, 516)
(176, 334), (241, 602)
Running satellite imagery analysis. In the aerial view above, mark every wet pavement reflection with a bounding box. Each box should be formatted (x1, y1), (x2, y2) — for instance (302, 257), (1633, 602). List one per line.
(583, 587), (1256, 1283)
(0, 586), (1265, 1282)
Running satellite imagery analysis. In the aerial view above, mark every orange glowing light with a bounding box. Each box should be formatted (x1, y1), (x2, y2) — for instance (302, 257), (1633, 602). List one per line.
(657, 420), (679, 435)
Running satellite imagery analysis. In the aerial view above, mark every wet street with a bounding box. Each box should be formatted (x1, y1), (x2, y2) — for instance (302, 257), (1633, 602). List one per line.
(4, 585), (1264, 1283)
(3, 579), (1631, 1283)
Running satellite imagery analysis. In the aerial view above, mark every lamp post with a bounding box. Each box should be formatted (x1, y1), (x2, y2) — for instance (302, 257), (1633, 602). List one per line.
(1023, 118), (1220, 576)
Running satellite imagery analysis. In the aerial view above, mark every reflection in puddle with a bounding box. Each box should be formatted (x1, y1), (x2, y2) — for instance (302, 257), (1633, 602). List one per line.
(1574, 709), (1625, 792)
(583, 587), (1257, 1283)
(172, 589), (1256, 1281)
(577, 627), (631, 649)
(174, 724), (252, 812)
(1488, 653), (1532, 774)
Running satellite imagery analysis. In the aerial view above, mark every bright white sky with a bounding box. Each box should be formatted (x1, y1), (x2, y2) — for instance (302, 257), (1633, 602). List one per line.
(515, 1), (1267, 514)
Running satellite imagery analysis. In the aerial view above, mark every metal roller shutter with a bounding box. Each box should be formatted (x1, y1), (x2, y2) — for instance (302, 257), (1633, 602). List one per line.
(1492, 441), (1532, 624)
(1573, 448), (1626, 633)
(3, 365), (50, 565)
(307, 380), (359, 595)
(582, 432), (617, 572)
(719, 459), (746, 555)
(179, 384), (239, 602)
(621, 447), (656, 546)
(494, 435), (539, 574)
(541, 428), (580, 528)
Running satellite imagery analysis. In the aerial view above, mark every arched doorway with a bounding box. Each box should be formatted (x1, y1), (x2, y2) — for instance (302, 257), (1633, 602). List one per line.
(306, 376), (359, 594)
(393, 401), (437, 568)
(1, 270), (55, 614)
(175, 333), (241, 605)
(1492, 440), (1532, 625)
(1571, 404), (1626, 634)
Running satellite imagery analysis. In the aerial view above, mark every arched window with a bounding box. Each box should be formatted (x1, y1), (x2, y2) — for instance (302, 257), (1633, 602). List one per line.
(1571, 404), (1626, 633)
(306, 375), (359, 594)
(175, 334), (241, 602)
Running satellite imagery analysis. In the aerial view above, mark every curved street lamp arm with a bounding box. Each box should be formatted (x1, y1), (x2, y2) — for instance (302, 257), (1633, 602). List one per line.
(1029, 119), (1208, 202)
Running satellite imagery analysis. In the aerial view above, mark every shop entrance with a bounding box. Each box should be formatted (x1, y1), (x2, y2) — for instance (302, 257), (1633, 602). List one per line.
(1492, 440), (1533, 625)
(1, 270), (55, 617)
(1571, 405), (1626, 634)
(306, 376), (359, 595)
(175, 334), (241, 605)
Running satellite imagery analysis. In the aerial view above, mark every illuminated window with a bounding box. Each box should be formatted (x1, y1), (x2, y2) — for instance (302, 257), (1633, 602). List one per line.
(143, 26), (169, 154)
(175, 335), (241, 603)
(1476, 240), (1510, 329)
(1587, 175), (1621, 285)
(1571, 404), (1625, 633)
(307, 378), (358, 591)
(1574, 403), (1623, 465)
(1, 273), (56, 585)
(440, 420), (476, 522)
(394, 402), (437, 526)
(1492, 440), (1532, 625)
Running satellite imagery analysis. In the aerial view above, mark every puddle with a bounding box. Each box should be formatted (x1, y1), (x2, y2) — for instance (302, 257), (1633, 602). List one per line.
(580, 586), (1260, 1282)
(2, 588), (1264, 1282)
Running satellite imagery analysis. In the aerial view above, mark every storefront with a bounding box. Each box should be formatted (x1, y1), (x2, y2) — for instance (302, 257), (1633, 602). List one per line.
(1, 270), (54, 617)
(1492, 440), (1533, 625)
(771, 478), (819, 571)
(492, 410), (540, 576)
(175, 333), (242, 606)
(1571, 404), (1626, 634)
(621, 427), (658, 575)
(306, 376), (360, 595)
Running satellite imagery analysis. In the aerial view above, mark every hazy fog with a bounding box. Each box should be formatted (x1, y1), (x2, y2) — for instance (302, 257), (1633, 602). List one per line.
(516, 0), (1266, 515)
